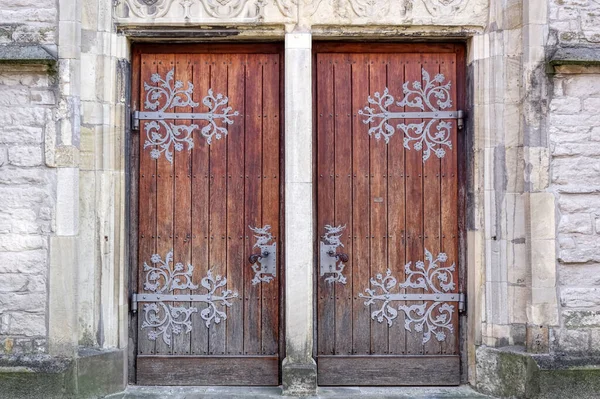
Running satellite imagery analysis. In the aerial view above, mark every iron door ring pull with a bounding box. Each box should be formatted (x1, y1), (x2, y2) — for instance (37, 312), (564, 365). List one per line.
(249, 251), (270, 264)
(327, 250), (349, 263)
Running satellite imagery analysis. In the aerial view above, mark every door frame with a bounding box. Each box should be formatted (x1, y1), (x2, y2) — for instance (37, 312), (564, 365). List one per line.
(127, 42), (286, 384)
(311, 41), (468, 383)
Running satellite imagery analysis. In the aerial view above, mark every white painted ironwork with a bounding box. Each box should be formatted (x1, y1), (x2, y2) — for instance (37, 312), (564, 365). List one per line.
(248, 225), (277, 285)
(139, 68), (239, 163)
(358, 68), (462, 161)
(359, 249), (459, 343)
(136, 250), (239, 347)
(319, 224), (348, 285)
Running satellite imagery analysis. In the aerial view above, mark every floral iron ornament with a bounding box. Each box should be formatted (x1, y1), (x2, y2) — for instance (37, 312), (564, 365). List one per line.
(248, 225), (277, 286)
(319, 224), (349, 285)
(358, 68), (463, 162)
(139, 68), (239, 163)
(135, 250), (239, 347)
(359, 249), (461, 344)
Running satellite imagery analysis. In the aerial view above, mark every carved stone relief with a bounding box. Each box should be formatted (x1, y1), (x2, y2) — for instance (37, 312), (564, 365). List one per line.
(114, 0), (487, 30)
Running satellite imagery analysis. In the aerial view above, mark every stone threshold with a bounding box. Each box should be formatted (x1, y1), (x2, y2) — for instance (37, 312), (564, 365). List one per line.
(106, 385), (493, 398)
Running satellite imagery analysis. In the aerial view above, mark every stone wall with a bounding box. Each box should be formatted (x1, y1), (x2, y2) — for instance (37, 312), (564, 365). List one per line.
(549, 0), (600, 47)
(550, 70), (600, 354)
(0, 64), (57, 354)
(0, 0), (56, 45)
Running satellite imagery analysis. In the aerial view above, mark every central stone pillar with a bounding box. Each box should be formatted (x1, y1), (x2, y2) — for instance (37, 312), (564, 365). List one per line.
(282, 32), (317, 395)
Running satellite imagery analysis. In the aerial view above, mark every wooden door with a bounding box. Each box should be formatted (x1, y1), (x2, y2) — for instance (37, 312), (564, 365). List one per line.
(130, 45), (283, 386)
(315, 43), (465, 386)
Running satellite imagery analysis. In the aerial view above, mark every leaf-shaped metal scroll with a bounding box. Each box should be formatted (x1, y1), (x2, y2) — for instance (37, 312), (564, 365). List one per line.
(359, 250), (458, 343)
(358, 68), (455, 161)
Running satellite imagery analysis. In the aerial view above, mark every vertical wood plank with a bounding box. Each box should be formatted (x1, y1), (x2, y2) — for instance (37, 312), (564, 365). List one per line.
(387, 53), (407, 355)
(244, 55), (263, 355)
(333, 54), (353, 356)
(138, 53), (157, 356)
(172, 54), (194, 356)
(351, 54), (371, 355)
(190, 53), (211, 356)
(208, 53), (229, 356)
(316, 53), (335, 356)
(261, 54), (280, 356)
(422, 54), (443, 356)
(155, 54), (176, 355)
(404, 54), (425, 355)
(369, 55), (389, 355)
(226, 53), (246, 356)
(440, 52), (459, 355)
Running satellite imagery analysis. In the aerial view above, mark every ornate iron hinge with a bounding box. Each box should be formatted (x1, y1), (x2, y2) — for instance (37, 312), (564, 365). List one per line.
(359, 68), (465, 162)
(136, 68), (239, 163)
(131, 250), (238, 347)
(359, 249), (462, 344)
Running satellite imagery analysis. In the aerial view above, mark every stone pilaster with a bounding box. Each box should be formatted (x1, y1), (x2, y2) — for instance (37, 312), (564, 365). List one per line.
(282, 32), (317, 396)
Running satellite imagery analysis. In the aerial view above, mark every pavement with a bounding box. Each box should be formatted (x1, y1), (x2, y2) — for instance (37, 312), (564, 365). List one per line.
(106, 385), (494, 398)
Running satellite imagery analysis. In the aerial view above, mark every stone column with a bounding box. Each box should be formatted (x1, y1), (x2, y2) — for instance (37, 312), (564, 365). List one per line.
(282, 32), (317, 395)
(47, 0), (82, 357)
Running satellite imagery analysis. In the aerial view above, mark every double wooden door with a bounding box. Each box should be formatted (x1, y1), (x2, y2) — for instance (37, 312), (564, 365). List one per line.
(315, 44), (465, 385)
(131, 45), (283, 385)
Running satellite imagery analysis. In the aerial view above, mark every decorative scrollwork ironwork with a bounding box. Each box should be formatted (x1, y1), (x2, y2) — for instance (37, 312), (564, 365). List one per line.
(248, 225), (277, 285)
(139, 250), (239, 347)
(141, 302), (197, 347)
(143, 250), (199, 293)
(141, 68), (239, 163)
(198, 270), (239, 327)
(359, 249), (457, 343)
(320, 224), (348, 285)
(358, 68), (454, 161)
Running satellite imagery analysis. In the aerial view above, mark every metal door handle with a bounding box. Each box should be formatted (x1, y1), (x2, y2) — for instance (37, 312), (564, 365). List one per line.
(249, 251), (270, 265)
(327, 250), (349, 263)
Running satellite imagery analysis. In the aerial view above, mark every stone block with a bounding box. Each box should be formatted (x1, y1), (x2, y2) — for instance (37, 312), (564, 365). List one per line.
(559, 235), (600, 263)
(5, 312), (46, 336)
(0, 126), (43, 145)
(0, 234), (46, 252)
(559, 213), (593, 234)
(564, 310), (600, 328)
(530, 193), (556, 240)
(558, 263), (600, 287)
(561, 287), (600, 308)
(552, 157), (600, 186)
(558, 193), (600, 213)
(558, 329), (590, 353)
(550, 97), (581, 114)
(564, 75), (600, 97)
(282, 357), (317, 396)
(8, 146), (43, 167)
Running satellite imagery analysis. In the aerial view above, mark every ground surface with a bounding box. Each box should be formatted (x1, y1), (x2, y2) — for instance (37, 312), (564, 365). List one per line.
(106, 385), (494, 398)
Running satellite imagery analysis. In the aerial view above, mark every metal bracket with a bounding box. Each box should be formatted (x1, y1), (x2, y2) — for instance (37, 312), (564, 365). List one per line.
(132, 110), (140, 131)
(248, 225), (277, 285)
(319, 225), (348, 285)
(458, 292), (466, 313)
